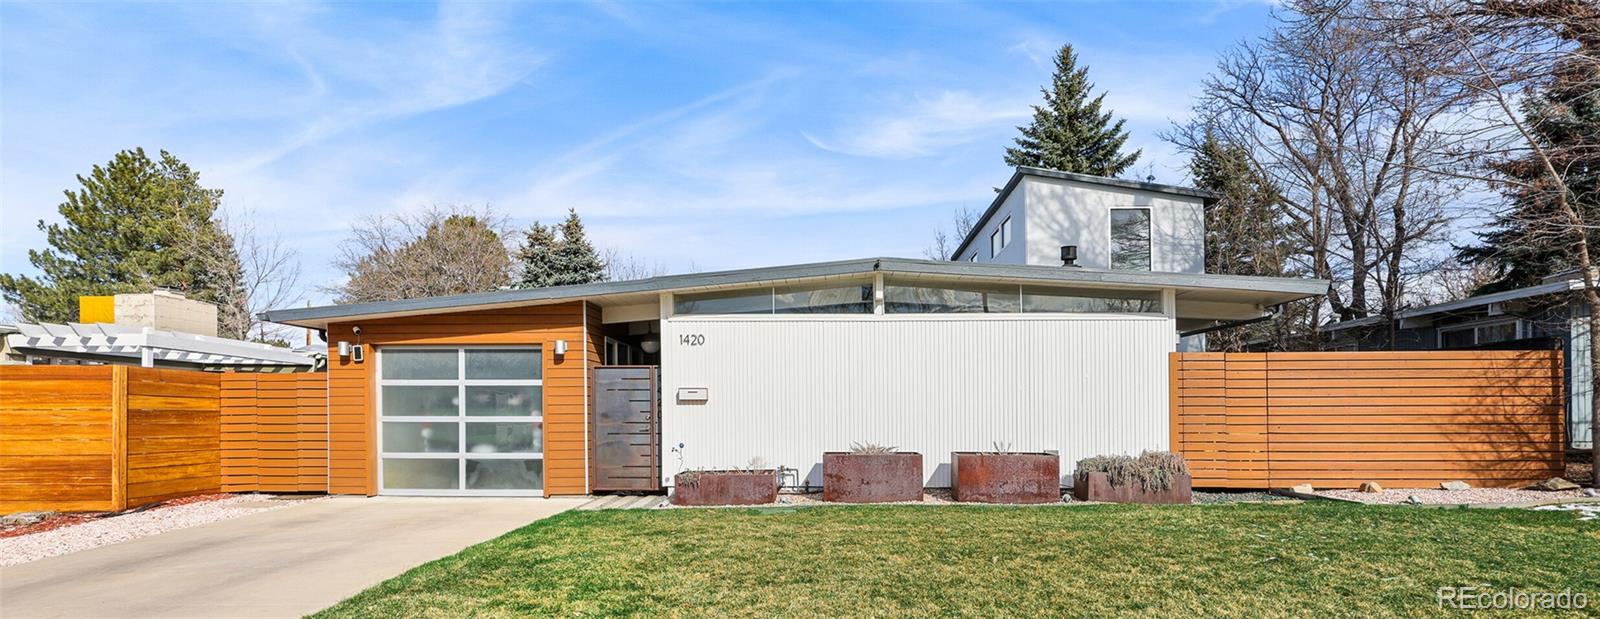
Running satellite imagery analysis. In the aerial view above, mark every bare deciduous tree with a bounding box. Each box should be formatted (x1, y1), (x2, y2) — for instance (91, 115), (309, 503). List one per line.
(1168, 0), (1470, 346)
(330, 205), (513, 304)
(603, 249), (668, 281)
(925, 207), (979, 260)
(1353, 0), (1599, 481)
(221, 211), (303, 343)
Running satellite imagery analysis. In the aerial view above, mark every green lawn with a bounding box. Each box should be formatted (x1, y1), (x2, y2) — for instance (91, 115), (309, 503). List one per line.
(315, 503), (1599, 618)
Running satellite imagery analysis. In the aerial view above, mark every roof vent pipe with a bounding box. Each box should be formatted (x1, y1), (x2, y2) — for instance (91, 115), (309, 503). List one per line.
(1060, 245), (1079, 267)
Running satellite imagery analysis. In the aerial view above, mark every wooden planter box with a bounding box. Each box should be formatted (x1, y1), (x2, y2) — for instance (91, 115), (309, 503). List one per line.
(949, 452), (1060, 504)
(671, 470), (778, 506)
(822, 452), (923, 503)
(1072, 472), (1193, 504)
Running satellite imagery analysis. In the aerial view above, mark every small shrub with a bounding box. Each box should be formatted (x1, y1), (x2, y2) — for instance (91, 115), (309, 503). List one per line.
(849, 442), (898, 455)
(988, 441), (1014, 455)
(1075, 451), (1189, 492)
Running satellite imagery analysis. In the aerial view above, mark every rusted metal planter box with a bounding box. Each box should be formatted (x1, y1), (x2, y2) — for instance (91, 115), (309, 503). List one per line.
(949, 452), (1060, 504)
(822, 452), (923, 503)
(1072, 472), (1193, 504)
(671, 470), (778, 506)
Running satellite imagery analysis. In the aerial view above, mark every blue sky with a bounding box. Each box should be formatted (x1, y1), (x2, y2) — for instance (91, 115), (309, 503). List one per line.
(0, 1), (1274, 305)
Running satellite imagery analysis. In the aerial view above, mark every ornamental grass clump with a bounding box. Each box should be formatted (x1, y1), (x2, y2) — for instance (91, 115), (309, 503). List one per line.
(849, 442), (898, 455)
(1075, 451), (1190, 492)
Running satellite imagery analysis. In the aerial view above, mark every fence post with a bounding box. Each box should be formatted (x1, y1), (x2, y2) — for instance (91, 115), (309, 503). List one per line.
(1169, 352), (1181, 453)
(110, 366), (128, 512)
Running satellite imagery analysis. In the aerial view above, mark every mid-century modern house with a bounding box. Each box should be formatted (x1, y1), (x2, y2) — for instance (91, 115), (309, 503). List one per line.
(259, 167), (1329, 497)
(1323, 271), (1593, 450)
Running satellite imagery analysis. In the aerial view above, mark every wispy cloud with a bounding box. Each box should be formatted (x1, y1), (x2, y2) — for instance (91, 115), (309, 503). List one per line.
(214, 1), (545, 175)
(803, 91), (1029, 158)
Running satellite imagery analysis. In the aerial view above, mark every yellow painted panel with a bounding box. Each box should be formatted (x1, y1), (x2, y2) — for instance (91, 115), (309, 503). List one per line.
(78, 296), (115, 323)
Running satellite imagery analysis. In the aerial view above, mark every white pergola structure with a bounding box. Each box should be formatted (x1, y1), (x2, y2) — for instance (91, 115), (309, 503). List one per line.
(5, 323), (319, 373)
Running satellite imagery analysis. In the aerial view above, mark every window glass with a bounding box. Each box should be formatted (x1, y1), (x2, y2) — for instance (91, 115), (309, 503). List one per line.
(990, 228), (1002, 258)
(1440, 328), (1475, 348)
(466, 422), (541, 453)
(382, 422), (459, 453)
(465, 349), (540, 380)
(1478, 322), (1518, 344)
(381, 386), (458, 416)
(1021, 286), (1162, 314)
(465, 385), (541, 416)
(1110, 209), (1152, 271)
(674, 288), (772, 315)
(382, 349), (458, 380)
(466, 459), (543, 490)
(774, 282), (873, 314)
(382, 458), (459, 490)
(1001, 216), (1012, 248)
(884, 279), (1020, 313)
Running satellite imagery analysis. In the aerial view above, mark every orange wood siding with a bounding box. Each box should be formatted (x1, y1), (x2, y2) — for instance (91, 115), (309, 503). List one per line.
(124, 368), (222, 505)
(220, 373), (328, 493)
(0, 365), (120, 512)
(325, 301), (600, 496)
(1172, 350), (1566, 489)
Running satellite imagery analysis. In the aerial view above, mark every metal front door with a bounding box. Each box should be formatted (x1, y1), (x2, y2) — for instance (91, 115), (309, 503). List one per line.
(590, 366), (661, 492)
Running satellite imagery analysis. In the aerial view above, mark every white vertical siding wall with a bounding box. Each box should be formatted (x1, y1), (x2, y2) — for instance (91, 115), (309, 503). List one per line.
(660, 314), (1173, 487)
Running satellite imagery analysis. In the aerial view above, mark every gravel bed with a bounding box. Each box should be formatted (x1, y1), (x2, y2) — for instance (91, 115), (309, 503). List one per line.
(0, 494), (318, 567)
(1193, 491), (1295, 504)
(1315, 487), (1588, 505)
(1533, 503), (1600, 521)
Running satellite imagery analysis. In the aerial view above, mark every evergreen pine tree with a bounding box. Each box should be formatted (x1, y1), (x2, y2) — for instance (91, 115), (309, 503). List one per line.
(1458, 45), (1600, 294)
(1190, 131), (1292, 279)
(0, 148), (248, 335)
(553, 208), (607, 285)
(515, 208), (608, 288)
(1189, 131), (1299, 351)
(516, 222), (562, 289)
(1004, 44), (1141, 177)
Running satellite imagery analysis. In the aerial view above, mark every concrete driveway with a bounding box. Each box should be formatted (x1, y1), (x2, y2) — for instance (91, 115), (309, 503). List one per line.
(0, 496), (585, 618)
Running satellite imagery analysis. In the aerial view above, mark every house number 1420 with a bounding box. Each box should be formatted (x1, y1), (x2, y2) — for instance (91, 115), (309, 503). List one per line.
(679, 334), (706, 346)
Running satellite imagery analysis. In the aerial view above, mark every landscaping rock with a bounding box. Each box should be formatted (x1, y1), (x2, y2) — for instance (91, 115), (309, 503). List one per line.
(1358, 482), (1383, 493)
(1585, 489), (1598, 498)
(1290, 483), (1314, 494)
(0, 512), (52, 527)
(1529, 477), (1580, 492)
(1439, 481), (1471, 491)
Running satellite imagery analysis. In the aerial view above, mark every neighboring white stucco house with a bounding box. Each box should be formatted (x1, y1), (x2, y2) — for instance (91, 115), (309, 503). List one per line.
(954, 167), (1209, 274)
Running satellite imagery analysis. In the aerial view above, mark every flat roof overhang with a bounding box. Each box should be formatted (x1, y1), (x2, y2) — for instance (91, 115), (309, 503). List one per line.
(262, 257), (1329, 330)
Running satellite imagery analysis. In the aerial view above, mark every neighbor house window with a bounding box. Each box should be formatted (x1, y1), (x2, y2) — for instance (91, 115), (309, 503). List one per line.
(378, 347), (543, 495)
(1440, 320), (1522, 348)
(884, 278), (1020, 313)
(1110, 209), (1152, 271)
(989, 216), (1013, 258)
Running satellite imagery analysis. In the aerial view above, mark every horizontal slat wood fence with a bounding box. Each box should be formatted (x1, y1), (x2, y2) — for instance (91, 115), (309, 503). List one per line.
(1, 365), (222, 512)
(1171, 351), (1566, 489)
(221, 373), (328, 493)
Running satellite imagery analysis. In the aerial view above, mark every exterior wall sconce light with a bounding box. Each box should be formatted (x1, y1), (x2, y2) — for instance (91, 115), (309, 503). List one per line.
(554, 339), (569, 356)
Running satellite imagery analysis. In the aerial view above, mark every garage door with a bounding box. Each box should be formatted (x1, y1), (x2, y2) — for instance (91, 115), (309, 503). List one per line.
(376, 347), (544, 496)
